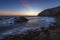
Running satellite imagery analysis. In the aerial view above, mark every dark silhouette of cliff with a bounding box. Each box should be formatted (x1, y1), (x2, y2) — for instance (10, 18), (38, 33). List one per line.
(38, 6), (60, 16)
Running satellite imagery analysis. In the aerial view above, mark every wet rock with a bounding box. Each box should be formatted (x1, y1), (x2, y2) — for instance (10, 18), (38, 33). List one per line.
(2, 28), (41, 40)
(15, 17), (28, 23)
(0, 17), (28, 24)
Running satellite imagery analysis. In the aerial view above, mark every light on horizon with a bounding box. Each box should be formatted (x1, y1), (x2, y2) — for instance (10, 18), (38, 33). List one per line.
(0, 10), (40, 16)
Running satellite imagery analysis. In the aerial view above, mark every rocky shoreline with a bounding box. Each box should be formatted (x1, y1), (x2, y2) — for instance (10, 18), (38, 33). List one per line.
(1, 24), (59, 40)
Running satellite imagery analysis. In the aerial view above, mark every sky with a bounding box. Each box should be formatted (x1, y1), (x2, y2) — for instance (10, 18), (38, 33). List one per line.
(0, 0), (60, 16)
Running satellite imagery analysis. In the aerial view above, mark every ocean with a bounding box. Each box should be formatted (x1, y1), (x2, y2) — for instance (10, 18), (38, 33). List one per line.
(0, 16), (59, 39)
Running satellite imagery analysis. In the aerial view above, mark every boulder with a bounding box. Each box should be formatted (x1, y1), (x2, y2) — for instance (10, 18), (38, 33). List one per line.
(15, 17), (28, 23)
(0, 16), (28, 24)
(38, 6), (60, 16)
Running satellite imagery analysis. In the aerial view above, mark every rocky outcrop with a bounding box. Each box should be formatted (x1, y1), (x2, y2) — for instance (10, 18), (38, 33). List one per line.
(2, 27), (41, 40)
(15, 17), (28, 23)
(38, 6), (60, 16)
(0, 18), (2, 20)
(0, 16), (28, 24)
(1, 26), (58, 40)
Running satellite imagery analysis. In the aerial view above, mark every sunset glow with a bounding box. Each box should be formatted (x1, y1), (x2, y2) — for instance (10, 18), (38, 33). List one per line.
(0, 0), (60, 16)
(20, 0), (38, 16)
(0, 11), (38, 16)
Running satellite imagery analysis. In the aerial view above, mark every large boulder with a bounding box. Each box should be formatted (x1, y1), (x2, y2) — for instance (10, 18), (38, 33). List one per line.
(38, 6), (60, 16)
(0, 17), (28, 24)
(15, 17), (28, 23)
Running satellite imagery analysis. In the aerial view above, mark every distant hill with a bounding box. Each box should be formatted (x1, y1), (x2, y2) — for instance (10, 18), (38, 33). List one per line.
(38, 6), (60, 16)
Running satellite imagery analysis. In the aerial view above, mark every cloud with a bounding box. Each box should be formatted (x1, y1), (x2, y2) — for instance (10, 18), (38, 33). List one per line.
(20, 0), (33, 10)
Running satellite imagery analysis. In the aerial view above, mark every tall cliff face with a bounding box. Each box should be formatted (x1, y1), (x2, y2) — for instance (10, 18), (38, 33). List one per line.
(38, 6), (60, 16)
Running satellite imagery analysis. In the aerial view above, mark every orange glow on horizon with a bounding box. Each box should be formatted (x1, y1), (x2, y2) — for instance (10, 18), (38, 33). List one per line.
(0, 11), (38, 16)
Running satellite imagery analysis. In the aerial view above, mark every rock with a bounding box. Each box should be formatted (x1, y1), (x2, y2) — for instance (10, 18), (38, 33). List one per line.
(0, 18), (2, 20)
(2, 28), (41, 40)
(15, 17), (28, 23)
(38, 6), (60, 16)
(0, 16), (28, 24)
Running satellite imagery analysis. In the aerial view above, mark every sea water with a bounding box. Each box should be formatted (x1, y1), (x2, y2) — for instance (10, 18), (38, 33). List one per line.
(0, 16), (57, 39)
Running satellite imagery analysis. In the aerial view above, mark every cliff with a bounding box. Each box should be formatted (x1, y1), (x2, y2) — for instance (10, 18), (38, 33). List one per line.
(38, 6), (60, 16)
